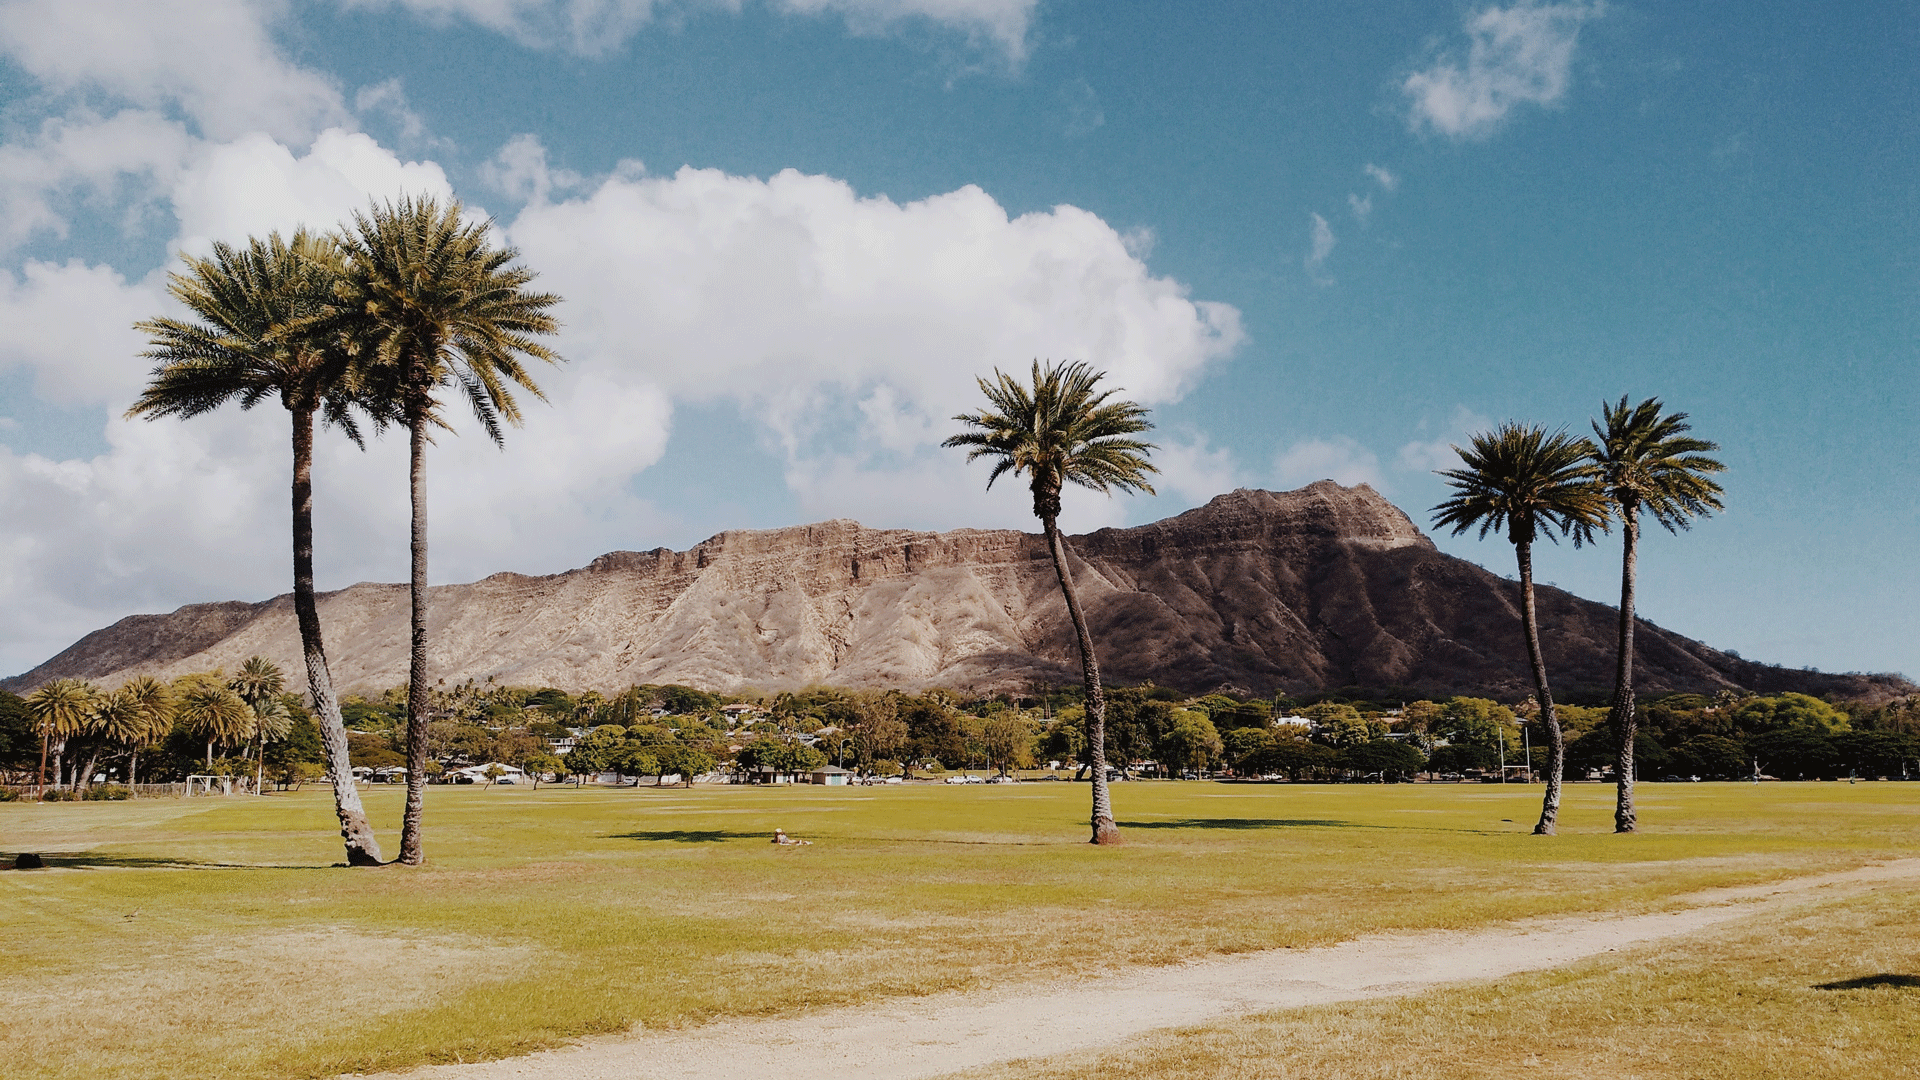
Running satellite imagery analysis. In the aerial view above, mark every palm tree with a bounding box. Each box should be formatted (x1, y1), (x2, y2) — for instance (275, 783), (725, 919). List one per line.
(944, 360), (1156, 845)
(1433, 423), (1607, 836)
(111, 676), (176, 787)
(23, 679), (99, 791)
(176, 678), (256, 769)
(1589, 397), (1725, 833)
(336, 195), (562, 865)
(250, 697), (295, 794)
(128, 231), (386, 865)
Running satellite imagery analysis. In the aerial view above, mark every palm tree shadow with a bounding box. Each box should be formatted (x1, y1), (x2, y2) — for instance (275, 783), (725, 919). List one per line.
(11, 852), (334, 870)
(1814, 974), (1920, 990)
(610, 829), (766, 843)
(1117, 817), (1352, 831)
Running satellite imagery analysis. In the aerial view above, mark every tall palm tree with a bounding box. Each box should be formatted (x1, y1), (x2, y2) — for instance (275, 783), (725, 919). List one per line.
(337, 195), (562, 865)
(1433, 423), (1607, 836)
(129, 231), (386, 864)
(23, 679), (99, 791)
(176, 679), (255, 769)
(1590, 397), (1725, 833)
(945, 360), (1156, 845)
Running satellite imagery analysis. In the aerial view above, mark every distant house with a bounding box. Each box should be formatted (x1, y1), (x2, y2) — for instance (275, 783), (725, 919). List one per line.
(808, 766), (853, 786)
(447, 762), (525, 785)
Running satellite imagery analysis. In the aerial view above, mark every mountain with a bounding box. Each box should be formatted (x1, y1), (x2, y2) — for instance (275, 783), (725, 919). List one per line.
(7, 482), (1911, 702)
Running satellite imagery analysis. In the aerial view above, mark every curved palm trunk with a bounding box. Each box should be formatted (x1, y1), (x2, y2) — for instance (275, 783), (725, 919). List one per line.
(128, 750), (139, 788)
(1610, 504), (1641, 834)
(1514, 537), (1566, 835)
(399, 414), (431, 865)
(292, 410), (384, 862)
(1043, 516), (1120, 845)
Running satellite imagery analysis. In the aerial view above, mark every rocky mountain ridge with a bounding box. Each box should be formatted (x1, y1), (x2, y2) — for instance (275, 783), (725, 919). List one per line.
(8, 482), (1911, 703)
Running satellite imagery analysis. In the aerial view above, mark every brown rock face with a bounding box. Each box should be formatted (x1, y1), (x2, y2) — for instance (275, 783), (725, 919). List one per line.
(6, 482), (1911, 702)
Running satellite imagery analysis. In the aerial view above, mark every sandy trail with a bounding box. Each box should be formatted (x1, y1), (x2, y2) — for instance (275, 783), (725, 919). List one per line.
(396, 859), (1920, 1080)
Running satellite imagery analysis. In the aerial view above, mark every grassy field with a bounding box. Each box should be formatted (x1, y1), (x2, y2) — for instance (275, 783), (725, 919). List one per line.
(2, 780), (1916, 1079)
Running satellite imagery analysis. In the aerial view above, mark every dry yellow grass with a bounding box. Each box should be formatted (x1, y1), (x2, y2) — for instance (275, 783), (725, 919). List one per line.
(1, 780), (1915, 1079)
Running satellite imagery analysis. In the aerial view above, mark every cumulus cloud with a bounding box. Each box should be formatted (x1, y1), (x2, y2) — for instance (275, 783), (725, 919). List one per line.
(1273, 436), (1383, 490)
(1347, 193), (1372, 225)
(357, 0), (1036, 59)
(1403, 1), (1601, 140)
(0, 0), (348, 141)
(1364, 163), (1398, 191)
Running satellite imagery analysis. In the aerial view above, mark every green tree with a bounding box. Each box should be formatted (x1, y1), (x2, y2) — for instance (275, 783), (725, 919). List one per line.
(174, 678), (255, 769)
(337, 196), (561, 865)
(1589, 396), (1726, 832)
(1432, 422), (1608, 835)
(23, 678), (99, 789)
(980, 711), (1038, 776)
(1670, 734), (1747, 779)
(657, 744), (715, 787)
(129, 232), (385, 864)
(945, 360), (1156, 844)
(1158, 711), (1223, 775)
(1730, 693), (1851, 736)
(523, 752), (564, 789)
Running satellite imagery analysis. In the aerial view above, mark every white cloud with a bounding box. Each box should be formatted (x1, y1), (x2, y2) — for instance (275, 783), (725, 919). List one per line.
(1364, 163), (1399, 191)
(0, 0), (348, 141)
(506, 160), (1240, 425)
(1403, 1), (1602, 140)
(1273, 436), (1383, 490)
(0, 260), (166, 406)
(1304, 212), (1335, 280)
(358, 0), (1036, 59)
(479, 133), (586, 205)
(1347, 193), (1372, 225)
(1397, 407), (1493, 472)
(168, 129), (456, 258)
(1151, 432), (1243, 504)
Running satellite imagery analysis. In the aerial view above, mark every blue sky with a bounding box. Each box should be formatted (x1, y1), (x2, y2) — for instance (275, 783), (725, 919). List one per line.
(0, 0), (1913, 681)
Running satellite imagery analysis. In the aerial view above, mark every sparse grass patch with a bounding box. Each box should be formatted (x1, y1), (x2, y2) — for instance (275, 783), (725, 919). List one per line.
(0, 780), (1915, 1079)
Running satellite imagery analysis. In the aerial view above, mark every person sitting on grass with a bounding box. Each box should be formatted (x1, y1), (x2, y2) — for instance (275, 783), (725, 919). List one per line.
(771, 828), (811, 846)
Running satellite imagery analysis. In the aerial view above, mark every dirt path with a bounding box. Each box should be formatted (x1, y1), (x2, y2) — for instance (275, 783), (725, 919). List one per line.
(396, 860), (1920, 1080)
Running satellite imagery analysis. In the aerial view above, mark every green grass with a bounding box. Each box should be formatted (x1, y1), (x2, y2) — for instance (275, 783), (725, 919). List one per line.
(1, 780), (1916, 1079)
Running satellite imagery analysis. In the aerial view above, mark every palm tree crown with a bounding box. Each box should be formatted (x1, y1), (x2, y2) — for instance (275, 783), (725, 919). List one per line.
(1432, 423), (1608, 548)
(127, 230), (366, 437)
(336, 195), (561, 438)
(230, 656), (287, 710)
(943, 360), (1157, 519)
(1590, 396), (1726, 530)
(24, 679), (99, 740)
